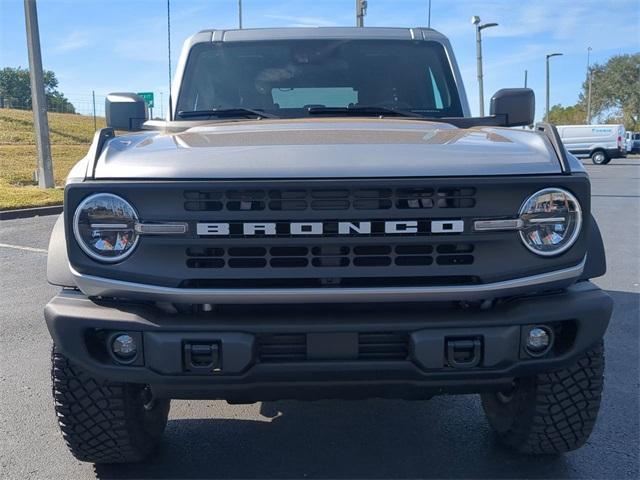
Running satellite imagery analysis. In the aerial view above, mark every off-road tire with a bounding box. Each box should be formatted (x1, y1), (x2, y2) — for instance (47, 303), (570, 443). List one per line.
(591, 150), (609, 165)
(51, 346), (170, 463)
(481, 341), (604, 454)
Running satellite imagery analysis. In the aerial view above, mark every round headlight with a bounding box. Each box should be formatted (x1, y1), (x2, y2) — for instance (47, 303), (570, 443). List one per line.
(73, 193), (139, 263)
(518, 188), (582, 256)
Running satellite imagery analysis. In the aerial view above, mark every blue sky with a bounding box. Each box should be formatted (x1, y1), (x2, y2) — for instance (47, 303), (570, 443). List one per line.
(1, 0), (638, 120)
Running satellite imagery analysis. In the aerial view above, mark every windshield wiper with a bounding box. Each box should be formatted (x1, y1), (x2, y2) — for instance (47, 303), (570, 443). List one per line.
(177, 108), (278, 119)
(307, 106), (423, 118)
(306, 107), (514, 128)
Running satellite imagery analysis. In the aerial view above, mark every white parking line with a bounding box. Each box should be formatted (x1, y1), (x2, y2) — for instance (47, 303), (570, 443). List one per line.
(0, 243), (48, 253)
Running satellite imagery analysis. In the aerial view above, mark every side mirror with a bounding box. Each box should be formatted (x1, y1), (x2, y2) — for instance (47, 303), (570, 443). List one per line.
(490, 88), (535, 127)
(105, 93), (148, 131)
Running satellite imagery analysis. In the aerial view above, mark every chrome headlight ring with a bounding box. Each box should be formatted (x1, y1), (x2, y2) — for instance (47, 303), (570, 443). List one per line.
(73, 193), (140, 263)
(518, 188), (582, 257)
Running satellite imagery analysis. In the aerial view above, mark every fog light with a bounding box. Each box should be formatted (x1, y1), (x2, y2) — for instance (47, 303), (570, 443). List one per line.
(526, 327), (551, 354)
(112, 334), (137, 360)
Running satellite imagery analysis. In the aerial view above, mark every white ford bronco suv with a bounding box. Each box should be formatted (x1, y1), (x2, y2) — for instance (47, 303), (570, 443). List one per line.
(45, 27), (612, 463)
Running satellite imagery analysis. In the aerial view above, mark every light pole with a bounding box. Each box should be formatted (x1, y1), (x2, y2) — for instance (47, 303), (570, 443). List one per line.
(545, 52), (563, 122)
(471, 16), (498, 117)
(586, 46), (593, 124)
(238, 0), (242, 29)
(24, 0), (54, 188)
(522, 70), (528, 129)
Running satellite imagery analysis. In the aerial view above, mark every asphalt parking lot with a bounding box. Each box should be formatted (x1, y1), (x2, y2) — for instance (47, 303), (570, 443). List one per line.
(1, 158), (639, 479)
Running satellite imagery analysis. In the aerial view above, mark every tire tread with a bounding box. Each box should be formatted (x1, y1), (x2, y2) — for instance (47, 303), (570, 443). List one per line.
(482, 341), (604, 454)
(51, 346), (169, 463)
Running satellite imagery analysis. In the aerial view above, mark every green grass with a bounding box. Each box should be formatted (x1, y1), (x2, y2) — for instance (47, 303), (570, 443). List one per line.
(0, 108), (104, 210)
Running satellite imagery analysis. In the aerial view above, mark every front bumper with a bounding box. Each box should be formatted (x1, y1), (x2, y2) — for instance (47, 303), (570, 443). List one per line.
(45, 282), (612, 402)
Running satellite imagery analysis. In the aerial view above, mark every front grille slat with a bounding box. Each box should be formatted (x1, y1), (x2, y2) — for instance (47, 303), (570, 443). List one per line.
(257, 332), (409, 363)
(184, 186), (476, 212)
(258, 334), (307, 362)
(271, 257), (309, 268)
(185, 243), (474, 270)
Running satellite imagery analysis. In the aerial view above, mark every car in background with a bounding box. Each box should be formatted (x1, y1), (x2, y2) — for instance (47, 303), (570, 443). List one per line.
(625, 131), (640, 154)
(557, 124), (626, 164)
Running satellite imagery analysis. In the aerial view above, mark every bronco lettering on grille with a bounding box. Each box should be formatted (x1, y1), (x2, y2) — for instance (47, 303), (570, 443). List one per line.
(196, 220), (464, 236)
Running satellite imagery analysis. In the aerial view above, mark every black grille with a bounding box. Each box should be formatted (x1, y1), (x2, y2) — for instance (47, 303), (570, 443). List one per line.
(257, 334), (307, 362)
(181, 182), (478, 287)
(186, 243), (474, 269)
(257, 332), (409, 363)
(66, 177), (590, 292)
(358, 332), (409, 360)
(184, 187), (476, 212)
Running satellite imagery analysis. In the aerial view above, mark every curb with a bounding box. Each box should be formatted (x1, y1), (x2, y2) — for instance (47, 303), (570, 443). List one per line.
(0, 205), (63, 220)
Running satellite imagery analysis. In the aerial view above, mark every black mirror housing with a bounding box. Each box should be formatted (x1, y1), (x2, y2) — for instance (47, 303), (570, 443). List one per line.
(490, 88), (535, 127)
(105, 93), (148, 131)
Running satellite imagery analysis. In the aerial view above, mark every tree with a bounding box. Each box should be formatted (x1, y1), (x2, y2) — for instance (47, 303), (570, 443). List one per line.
(579, 53), (640, 130)
(0, 66), (75, 113)
(548, 103), (587, 125)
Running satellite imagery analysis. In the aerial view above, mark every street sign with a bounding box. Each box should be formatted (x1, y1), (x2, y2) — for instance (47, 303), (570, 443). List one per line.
(137, 92), (154, 108)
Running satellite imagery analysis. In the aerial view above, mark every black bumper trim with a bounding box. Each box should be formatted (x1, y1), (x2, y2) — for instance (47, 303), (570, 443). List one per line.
(44, 282), (612, 401)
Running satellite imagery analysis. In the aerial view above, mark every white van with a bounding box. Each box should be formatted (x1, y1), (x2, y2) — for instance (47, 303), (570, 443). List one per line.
(557, 124), (626, 164)
(625, 131), (640, 153)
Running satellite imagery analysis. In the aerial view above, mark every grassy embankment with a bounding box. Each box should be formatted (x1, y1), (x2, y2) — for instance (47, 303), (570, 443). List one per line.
(0, 108), (104, 209)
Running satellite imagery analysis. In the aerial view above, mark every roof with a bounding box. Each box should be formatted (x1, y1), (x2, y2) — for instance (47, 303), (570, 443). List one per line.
(191, 27), (449, 43)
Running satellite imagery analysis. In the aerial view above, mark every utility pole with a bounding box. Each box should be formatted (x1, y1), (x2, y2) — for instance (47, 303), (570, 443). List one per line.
(92, 90), (96, 131)
(428, 0), (432, 28)
(24, 0), (54, 188)
(167, 0), (173, 121)
(238, 0), (243, 29)
(586, 46), (593, 124)
(356, 0), (367, 27)
(471, 16), (498, 117)
(545, 52), (563, 122)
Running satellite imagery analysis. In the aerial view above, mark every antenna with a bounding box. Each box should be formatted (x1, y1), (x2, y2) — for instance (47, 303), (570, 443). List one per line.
(167, 0), (173, 121)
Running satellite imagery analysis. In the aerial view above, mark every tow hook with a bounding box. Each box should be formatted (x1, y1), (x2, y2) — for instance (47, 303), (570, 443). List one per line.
(446, 338), (482, 368)
(183, 342), (220, 373)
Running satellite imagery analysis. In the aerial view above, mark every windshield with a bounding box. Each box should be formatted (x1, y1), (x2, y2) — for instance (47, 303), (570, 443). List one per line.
(176, 40), (463, 119)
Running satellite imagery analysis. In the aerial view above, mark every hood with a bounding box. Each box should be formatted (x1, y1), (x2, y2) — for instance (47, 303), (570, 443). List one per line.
(93, 119), (561, 179)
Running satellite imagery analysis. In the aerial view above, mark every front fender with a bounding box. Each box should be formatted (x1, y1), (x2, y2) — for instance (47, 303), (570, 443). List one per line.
(47, 214), (76, 287)
(580, 214), (606, 280)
